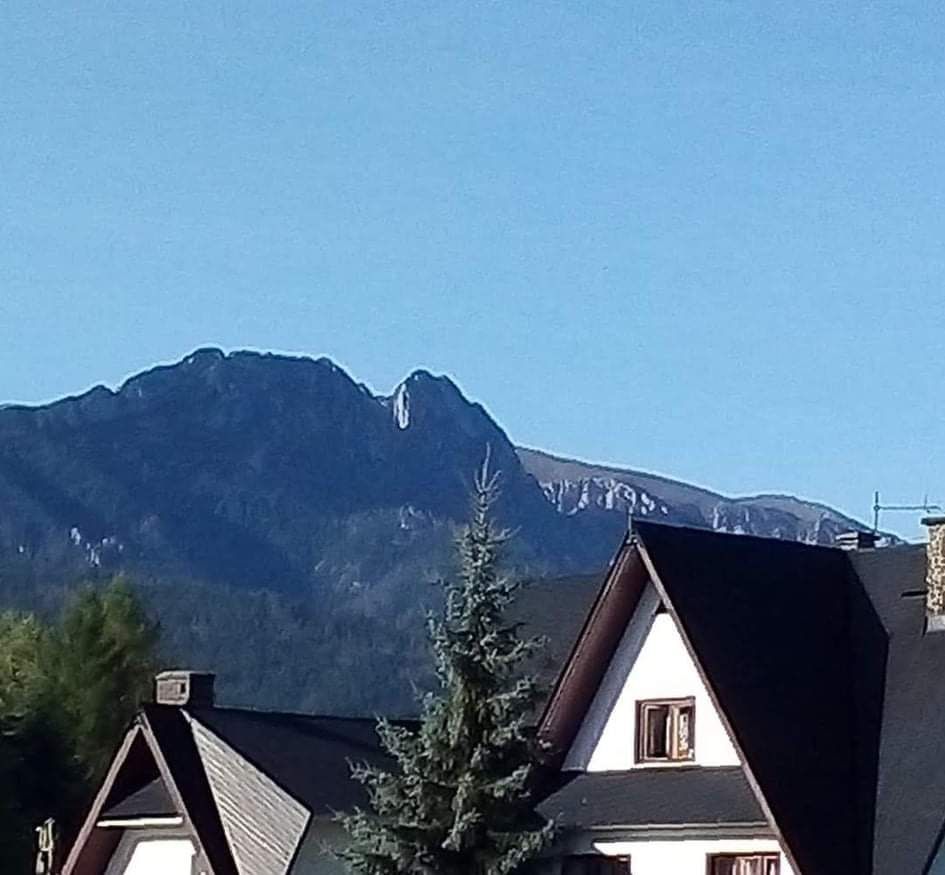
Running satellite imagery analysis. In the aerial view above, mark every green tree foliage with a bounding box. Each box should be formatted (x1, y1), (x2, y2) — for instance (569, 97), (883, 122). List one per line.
(48, 578), (158, 779)
(340, 461), (553, 875)
(0, 613), (75, 870)
(0, 579), (158, 872)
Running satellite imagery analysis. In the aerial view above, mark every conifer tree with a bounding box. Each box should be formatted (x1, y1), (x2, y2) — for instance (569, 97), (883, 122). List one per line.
(340, 458), (553, 875)
(0, 581), (158, 872)
(50, 578), (158, 779)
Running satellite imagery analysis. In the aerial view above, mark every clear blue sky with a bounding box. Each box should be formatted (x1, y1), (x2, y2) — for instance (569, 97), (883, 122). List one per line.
(1, 2), (943, 537)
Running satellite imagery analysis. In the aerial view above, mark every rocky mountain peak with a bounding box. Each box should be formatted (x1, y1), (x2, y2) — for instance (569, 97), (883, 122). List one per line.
(384, 370), (474, 430)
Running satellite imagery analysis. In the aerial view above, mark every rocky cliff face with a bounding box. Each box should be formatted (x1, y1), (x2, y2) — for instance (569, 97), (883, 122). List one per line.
(518, 447), (880, 546)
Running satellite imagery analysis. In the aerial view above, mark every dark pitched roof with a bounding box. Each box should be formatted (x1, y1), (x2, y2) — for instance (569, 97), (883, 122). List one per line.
(537, 767), (764, 830)
(143, 704), (239, 875)
(848, 544), (945, 875)
(632, 521), (879, 875)
(100, 777), (176, 821)
(187, 707), (398, 816)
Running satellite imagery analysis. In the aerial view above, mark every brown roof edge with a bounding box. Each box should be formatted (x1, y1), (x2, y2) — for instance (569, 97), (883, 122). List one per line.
(538, 534), (649, 765)
(61, 724), (143, 875)
(633, 537), (803, 875)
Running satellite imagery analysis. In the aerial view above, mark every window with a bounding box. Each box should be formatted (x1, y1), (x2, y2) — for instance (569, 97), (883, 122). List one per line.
(635, 698), (694, 762)
(562, 855), (631, 875)
(708, 853), (780, 875)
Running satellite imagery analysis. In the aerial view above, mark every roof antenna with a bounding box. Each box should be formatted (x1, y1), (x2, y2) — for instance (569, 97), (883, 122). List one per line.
(872, 491), (942, 533)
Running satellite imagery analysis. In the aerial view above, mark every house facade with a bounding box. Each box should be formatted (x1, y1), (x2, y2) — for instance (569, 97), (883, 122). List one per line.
(62, 518), (945, 875)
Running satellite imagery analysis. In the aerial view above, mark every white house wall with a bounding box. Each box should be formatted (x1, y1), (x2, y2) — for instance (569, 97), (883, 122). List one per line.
(594, 838), (795, 875)
(566, 582), (740, 771)
(103, 831), (196, 875)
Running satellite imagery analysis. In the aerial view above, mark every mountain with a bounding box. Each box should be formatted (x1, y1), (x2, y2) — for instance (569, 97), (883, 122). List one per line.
(0, 348), (618, 587)
(517, 447), (875, 545)
(0, 349), (881, 712)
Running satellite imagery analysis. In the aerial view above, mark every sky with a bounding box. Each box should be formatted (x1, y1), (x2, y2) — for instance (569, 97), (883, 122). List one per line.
(1, 1), (944, 538)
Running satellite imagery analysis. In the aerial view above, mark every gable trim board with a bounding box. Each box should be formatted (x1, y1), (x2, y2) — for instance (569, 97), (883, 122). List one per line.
(563, 581), (661, 770)
(62, 724), (144, 875)
(539, 535), (649, 765)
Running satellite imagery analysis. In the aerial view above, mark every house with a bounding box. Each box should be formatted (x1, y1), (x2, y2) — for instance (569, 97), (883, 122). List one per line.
(62, 517), (945, 875)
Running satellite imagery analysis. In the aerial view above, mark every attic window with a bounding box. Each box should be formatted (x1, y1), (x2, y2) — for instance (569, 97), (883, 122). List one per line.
(635, 698), (694, 763)
(708, 853), (779, 875)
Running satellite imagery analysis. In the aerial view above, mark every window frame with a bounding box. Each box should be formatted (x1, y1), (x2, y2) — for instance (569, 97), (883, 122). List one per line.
(706, 852), (780, 875)
(634, 696), (696, 764)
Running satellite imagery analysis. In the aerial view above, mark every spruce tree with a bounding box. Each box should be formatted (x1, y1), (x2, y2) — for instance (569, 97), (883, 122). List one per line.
(340, 459), (553, 875)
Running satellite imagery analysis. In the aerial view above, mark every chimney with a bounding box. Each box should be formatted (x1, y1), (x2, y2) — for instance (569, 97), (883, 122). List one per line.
(835, 530), (878, 551)
(923, 517), (945, 632)
(154, 670), (215, 707)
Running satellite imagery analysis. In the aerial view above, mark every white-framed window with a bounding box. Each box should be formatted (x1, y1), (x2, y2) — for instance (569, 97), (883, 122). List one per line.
(635, 698), (694, 763)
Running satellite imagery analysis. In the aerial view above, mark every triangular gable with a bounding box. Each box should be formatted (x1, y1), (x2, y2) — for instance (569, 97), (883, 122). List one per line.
(63, 707), (238, 875)
(62, 722), (195, 875)
(564, 580), (739, 771)
(188, 713), (311, 875)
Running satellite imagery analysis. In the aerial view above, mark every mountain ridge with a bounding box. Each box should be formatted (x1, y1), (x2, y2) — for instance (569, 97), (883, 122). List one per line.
(516, 445), (875, 543)
(0, 348), (886, 711)
(2, 348), (877, 538)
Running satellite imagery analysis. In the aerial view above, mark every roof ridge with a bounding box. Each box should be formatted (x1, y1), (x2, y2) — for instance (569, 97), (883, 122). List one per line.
(184, 704), (388, 722)
(631, 518), (842, 553)
(183, 703), (418, 726)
